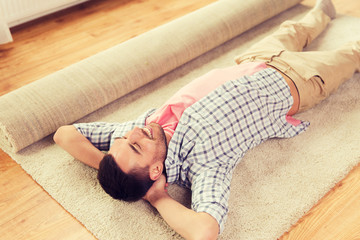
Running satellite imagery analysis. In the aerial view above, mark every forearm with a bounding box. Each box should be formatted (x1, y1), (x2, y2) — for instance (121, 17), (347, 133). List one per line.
(150, 193), (219, 240)
(53, 125), (104, 169)
(62, 138), (104, 169)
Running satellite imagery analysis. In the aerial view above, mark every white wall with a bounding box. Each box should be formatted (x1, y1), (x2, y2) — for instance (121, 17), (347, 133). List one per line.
(0, 0), (88, 44)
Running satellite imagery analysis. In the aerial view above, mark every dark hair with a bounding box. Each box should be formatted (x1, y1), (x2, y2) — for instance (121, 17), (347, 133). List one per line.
(97, 154), (155, 202)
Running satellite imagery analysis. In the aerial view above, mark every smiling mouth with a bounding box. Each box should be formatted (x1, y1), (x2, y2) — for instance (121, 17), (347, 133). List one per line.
(142, 126), (153, 139)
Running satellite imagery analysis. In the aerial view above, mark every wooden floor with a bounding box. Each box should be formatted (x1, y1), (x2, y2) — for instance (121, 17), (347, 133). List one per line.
(0, 0), (359, 239)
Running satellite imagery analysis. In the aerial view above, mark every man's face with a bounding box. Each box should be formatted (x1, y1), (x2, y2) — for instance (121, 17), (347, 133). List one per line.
(108, 123), (168, 174)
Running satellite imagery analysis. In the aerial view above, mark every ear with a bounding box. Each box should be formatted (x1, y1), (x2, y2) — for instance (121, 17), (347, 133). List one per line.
(149, 161), (163, 181)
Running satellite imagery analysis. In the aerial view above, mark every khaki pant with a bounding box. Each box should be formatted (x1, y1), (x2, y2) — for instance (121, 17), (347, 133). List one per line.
(235, 9), (360, 112)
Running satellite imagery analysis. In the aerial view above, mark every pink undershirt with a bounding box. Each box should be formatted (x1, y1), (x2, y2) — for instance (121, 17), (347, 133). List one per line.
(146, 62), (301, 139)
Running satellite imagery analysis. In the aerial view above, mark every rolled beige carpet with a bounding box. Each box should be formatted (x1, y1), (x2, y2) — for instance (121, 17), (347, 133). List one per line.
(0, 0), (302, 153)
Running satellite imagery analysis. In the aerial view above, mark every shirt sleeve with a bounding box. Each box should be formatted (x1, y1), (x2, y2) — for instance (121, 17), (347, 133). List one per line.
(73, 108), (157, 151)
(190, 168), (232, 234)
(73, 122), (121, 151)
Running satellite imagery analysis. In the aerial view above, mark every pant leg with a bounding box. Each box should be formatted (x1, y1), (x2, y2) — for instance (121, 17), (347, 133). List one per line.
(234, 8), (359, 112)
(273, 41), (360, 112)
(234, 8), (331, 64)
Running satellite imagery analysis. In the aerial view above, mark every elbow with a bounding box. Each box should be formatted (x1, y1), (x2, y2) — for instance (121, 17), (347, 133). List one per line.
(191, 213), (219, 240)
(53, 125), (75, 145)
(196, 226), (218, 240)
(53, 127), (62, 144)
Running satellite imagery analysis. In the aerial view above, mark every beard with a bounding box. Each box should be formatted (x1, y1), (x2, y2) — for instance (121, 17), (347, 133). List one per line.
(149, 122), (169, 158)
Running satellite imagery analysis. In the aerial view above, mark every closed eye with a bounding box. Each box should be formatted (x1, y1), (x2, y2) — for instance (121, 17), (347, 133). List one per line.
(121, 136), (141, 154)
(129, 143), (140, 154)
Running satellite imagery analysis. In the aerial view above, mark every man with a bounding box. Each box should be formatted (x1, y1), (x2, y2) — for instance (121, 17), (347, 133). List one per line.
(54, 0), (360, 239)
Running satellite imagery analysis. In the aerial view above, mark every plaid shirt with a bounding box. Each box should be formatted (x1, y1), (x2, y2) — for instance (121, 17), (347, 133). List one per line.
(74, 68), (309, 233)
